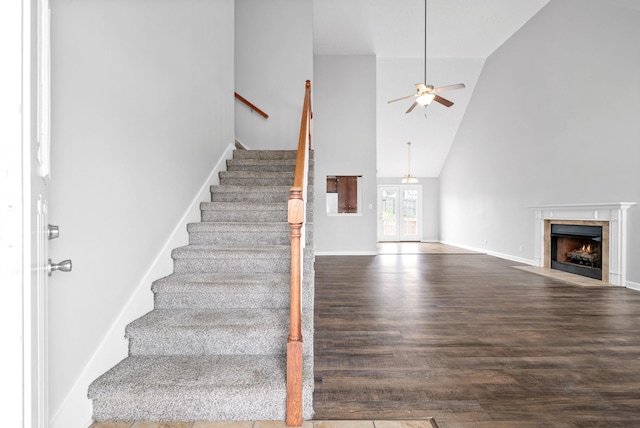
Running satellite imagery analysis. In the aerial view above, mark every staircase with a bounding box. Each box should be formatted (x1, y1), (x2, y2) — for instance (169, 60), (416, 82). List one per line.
(88, 149), (315, 422)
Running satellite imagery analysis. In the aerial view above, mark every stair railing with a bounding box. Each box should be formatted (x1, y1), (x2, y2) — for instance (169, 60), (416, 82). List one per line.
(234, 92), (269, 119)
(287, 80), (312, 427)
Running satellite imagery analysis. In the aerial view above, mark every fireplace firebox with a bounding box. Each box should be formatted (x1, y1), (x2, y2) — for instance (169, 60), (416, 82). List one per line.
(550, 224), (603, 280)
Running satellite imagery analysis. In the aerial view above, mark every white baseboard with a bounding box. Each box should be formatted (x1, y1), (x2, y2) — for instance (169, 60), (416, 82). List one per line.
(50, 143), (235, 428)
(438, 240), (486, 254)
(626, 280), (640, 292)
(439, 240), (537, 266)
(486, 250), (537, 266)
(315, 250), (378, 256)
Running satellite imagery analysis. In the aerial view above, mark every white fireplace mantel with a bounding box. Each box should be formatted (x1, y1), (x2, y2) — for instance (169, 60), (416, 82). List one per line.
(532, 202), (635, 286)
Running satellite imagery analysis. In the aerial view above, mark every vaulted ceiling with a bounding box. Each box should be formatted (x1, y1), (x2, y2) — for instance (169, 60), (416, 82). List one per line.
(313, 0), (551, 177)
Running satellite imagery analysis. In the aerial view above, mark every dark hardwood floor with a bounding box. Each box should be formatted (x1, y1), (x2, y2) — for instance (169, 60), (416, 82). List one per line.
(313, 252), (640, 427)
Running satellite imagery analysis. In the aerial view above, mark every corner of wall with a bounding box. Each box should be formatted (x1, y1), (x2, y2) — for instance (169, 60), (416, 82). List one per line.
(49, 143), (235, 428)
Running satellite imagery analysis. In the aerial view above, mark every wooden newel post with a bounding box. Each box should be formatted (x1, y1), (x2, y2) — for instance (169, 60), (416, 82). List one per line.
(287, 188), (304, 427)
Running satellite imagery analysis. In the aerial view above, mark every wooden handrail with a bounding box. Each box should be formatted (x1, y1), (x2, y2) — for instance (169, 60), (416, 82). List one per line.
(234, 92), (269, 119)
(286, 80), (312, 427)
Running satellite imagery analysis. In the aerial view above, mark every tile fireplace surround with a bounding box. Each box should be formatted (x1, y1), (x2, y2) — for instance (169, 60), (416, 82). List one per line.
(533, 203), (635, 286)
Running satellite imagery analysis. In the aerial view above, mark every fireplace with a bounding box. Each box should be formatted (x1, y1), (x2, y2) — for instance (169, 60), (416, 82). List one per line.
(533, 202), (635, 286)
(550, 224), (603, 280)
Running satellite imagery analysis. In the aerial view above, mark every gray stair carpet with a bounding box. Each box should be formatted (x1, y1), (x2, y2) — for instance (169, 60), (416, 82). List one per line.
(89, 149), (314, 422)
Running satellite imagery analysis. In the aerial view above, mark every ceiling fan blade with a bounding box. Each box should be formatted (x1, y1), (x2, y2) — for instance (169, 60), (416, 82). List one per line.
(387, 94), (416, 104)
(434, 83), (466, 93)
(434, 95), (454, 107)
(405, 101), (419, 114)
(415, 83), (428, 92)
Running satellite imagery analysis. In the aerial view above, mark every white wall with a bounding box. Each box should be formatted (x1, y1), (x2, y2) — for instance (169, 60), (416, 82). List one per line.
(234, 0), (313, 150)
(313, 55), (378, 255)
(0, 1), (27, 425)
(439, 0), (640, 283)
(377, 177), (440, 242)
(48, 0), (234, 425)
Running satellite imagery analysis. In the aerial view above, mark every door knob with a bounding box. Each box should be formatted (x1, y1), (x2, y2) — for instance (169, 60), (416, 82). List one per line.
(47, 224), (60, 240)
(48, 259), (72, 276)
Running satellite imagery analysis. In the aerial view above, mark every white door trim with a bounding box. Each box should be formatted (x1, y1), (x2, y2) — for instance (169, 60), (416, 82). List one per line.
(0, 0), (32, 426)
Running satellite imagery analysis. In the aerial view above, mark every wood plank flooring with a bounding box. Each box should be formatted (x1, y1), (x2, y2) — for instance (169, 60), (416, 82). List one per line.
(312, 251), (640, 427)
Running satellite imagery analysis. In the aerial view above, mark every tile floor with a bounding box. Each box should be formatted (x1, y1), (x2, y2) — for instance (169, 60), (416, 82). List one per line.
(88, 420), (437, 428)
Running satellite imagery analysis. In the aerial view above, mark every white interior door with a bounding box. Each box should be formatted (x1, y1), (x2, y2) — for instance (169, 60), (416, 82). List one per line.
(32, 2), (55, 426)
(0, 1), (53, 426)
(378, 185), (422, 242)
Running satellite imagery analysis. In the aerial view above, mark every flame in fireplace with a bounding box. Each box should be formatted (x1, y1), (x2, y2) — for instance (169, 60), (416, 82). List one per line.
(581, 244), (592, 254)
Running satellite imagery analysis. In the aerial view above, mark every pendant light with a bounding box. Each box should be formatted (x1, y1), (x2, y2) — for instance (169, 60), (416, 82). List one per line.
(401, 142), (418, 183)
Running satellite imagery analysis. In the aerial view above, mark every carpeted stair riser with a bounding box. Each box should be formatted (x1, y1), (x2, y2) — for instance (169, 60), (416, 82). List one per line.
(210, 185), (314, 204)
(210, 185), (290, 203)
(188, 222), (289, 246)
(172, 246), (314, 274)
(125, 308), (313, 356)
(188, 222), (314, 246)
(89, 355), (314, 421)
(226, 158), (314, 172)
(200, 200), (314, 223)
(219, 171), (314, 187)
(226, 159), (296, 172)
(231, 149), (299, 160)
(200, 202), (288, 223)
(152, 273), (314, 310)
(152, 274), (314, 309)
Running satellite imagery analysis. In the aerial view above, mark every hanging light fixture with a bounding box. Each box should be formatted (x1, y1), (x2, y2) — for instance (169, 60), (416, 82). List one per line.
(386, 0), (465, 113)
(401, 142), (418, 183)
(416, 0), (434, 107)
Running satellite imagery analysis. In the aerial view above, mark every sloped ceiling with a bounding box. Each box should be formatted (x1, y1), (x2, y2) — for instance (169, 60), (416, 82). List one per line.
(313, 0), (551, 177)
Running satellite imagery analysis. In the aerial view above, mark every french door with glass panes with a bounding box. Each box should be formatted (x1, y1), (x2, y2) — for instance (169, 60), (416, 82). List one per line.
(378, 185), (422, 241)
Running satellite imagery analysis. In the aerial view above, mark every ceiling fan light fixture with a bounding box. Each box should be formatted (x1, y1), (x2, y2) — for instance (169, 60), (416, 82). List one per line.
(416, 93), (435, 106)
(385, 0), (465, 112)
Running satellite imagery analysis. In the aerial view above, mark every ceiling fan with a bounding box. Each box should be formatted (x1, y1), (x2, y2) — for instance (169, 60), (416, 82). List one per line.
(387, 0), (465, 114)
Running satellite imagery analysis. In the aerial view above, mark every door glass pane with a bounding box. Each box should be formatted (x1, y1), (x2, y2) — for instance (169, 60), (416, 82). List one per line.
(402, 190), (418, 236)
(381, 189), (397, 237)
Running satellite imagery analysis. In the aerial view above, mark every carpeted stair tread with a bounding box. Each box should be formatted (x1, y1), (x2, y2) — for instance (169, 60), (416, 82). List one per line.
(152, 272), (290, 291)
(219, 172), (295, 187)
(188, 222), (289, 233)
(172, 244), (289, 258)
(89, 355), (291, 397)
(226, 158), (298, 172)
(89, 355), (314, 421)
(231, 150), (298, 160)
(199, 202), (288, 222)
(200, 201), (285, 211)
(210, 185), (291, 203)
(199, 199), (314, 223)
(210, 184), (291, 190)
(187, 222), (313, 246)
(171, 245), (314, 274)
(219, 171), (295, 179)
(225, 157), (312, 172)
(125, 308), (314, 356)
(151, 272), (314, 310)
